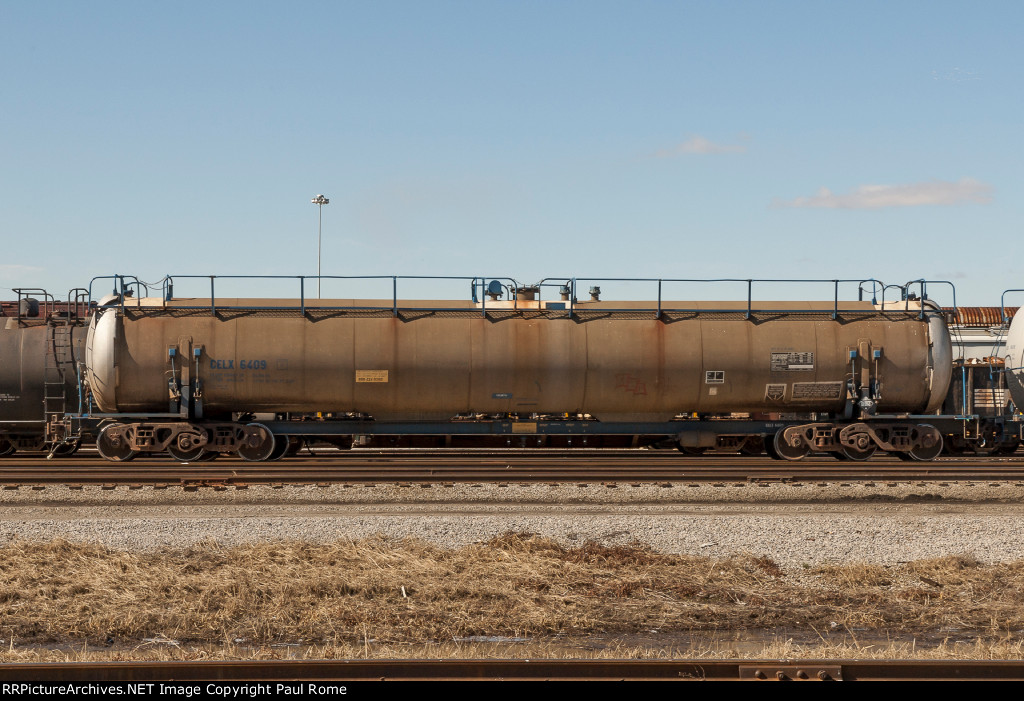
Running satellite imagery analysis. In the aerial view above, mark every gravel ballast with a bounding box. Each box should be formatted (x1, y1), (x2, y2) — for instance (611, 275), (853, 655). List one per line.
(1, 480), (1022, 569)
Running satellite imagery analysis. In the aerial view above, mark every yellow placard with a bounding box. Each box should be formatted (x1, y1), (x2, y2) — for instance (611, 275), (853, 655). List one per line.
(356, 370), (389, 383)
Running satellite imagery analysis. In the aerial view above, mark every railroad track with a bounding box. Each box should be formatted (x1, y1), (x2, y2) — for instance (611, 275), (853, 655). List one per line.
(2, 658), (1023, 682)
(1, 451), (1023, 485)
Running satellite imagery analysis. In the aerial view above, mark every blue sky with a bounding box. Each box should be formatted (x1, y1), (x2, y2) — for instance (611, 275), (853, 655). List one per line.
(2, 0), (1020, 306)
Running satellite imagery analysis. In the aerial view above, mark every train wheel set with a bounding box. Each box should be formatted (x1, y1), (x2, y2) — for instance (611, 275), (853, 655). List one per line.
(93, 421), (277, 462)
(3, 274), (1024, 463)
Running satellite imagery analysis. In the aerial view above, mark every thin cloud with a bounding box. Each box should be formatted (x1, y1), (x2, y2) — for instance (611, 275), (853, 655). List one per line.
(655, 136), (746, 158)
(0, 264), (43, 277)
(772, 178), (993, 209)
(932, 67), (980, 83)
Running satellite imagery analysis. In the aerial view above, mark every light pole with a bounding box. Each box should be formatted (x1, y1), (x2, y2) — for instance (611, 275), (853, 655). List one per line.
(311, 194), (330, 298)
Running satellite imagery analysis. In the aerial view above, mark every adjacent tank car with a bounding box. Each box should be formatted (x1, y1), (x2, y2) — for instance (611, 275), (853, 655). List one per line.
(80, 276), (958, 462)
(1002, 301), (1024, 417)
(0, 296), (89, 456)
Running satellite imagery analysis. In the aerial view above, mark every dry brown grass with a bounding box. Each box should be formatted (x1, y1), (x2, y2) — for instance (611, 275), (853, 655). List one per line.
(5, 638), (1024, 663)
(1, 533), (1022, 660)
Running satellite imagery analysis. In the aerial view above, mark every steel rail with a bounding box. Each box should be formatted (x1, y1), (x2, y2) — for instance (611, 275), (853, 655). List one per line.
(2, 456), (1024, 485)
(8, 446), (1022, 461)
(2, 658), (1024, 681)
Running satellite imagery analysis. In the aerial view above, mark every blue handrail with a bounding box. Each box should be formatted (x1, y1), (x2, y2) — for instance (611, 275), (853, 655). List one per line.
(1001, 289), (1024, 325)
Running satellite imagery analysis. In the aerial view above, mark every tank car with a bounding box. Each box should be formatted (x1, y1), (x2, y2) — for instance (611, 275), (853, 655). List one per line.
(0, 295), (89, 457)
(1002, 302), (1024, 419)
(935, 305), (1020, 454)
(81, 276), (954, 462)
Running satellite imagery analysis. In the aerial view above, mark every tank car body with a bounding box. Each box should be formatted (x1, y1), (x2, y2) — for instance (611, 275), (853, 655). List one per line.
(86, 298), (950, 419)
(82, 283), (953, 462)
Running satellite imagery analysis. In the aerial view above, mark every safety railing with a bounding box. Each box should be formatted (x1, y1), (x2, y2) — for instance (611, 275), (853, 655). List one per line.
(1001, 290), (1024, 326)
(90, 275), (526, 318)
(87, 274), (955, 320)
(10, 288), (56, 323)
(8, 288), (98, 325)
(535, 277), (952, 320)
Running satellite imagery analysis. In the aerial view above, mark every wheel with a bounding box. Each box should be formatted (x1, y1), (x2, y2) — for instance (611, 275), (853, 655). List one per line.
(907, 444), (943, 461)
(285, 437), (304, 457)
(906, 426), (943, 461)
(996, 437), (1021, 455)
(840, 444), (876, 461)
(167, 431), (208, 462)
(836, 430), (876, 461)
(0, 439), (15, 457)
(773, 428), (811, 461)
(942, 436), (967, 456)
(676, 445), (707, 456)
(266, 435), (295, 461)
(237, 423), (276, 462)
(96, 424), (137, 462)
(167, 444), (206, 462)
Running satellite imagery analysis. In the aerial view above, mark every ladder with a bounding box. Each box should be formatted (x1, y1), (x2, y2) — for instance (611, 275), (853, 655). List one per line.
(43, 319), (73, 446)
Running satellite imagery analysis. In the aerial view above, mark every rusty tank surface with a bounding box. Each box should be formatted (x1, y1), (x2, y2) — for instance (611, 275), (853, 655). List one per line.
(80, 277), (955, 462)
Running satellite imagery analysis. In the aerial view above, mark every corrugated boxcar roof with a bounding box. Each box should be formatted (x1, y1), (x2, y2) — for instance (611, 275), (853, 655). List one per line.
(944, 307), (1018, 327)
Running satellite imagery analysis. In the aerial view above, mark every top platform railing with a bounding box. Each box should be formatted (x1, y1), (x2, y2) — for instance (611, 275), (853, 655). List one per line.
(8, 287), (92, 324)
(87, 275), (956, 320)
(1001, 290), (1024, 325)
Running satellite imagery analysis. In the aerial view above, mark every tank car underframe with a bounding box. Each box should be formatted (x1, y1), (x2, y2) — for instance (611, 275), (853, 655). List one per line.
(62, 409), (1024, 462)
(80, 415), (1012, 462)
(261, 416), (969, 462)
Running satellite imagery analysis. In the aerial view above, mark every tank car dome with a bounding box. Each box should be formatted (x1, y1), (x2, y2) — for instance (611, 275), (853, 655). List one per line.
(84, 306), (119, 412)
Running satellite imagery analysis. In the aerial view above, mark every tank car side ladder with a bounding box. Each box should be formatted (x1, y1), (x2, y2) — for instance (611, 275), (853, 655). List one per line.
(43, 316), (73, 451)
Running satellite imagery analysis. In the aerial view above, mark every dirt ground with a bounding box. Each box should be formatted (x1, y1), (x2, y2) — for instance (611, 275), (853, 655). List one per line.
(2, 533), (1023, 661)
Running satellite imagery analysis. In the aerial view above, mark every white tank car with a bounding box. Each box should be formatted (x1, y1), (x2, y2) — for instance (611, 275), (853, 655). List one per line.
(1004, 309), (1024, 410)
